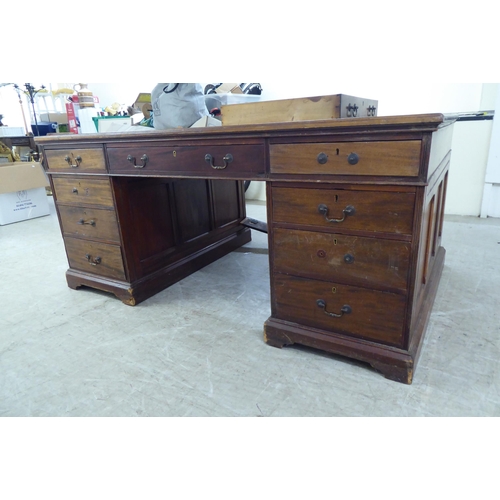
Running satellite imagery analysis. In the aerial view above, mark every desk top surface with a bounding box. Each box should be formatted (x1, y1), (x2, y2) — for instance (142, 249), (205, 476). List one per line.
(35, 113), (453, 146)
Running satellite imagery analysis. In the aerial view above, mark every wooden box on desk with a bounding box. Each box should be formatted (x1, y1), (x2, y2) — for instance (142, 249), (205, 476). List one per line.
(220, 94), (378, 125)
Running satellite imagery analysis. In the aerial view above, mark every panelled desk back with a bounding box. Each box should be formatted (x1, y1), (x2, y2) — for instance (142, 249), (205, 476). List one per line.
(36, 114), (454, 383)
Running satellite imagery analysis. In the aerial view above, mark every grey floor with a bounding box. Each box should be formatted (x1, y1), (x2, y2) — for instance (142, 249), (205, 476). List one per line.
(1, 196), (499, 417)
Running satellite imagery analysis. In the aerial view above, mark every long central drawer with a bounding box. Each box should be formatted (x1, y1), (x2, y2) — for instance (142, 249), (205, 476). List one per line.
(107, 142), (266, 178)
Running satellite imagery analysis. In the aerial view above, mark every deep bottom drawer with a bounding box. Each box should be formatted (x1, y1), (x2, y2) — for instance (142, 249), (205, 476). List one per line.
(273, 274), (406, 347)
(64, 236), (126, 281)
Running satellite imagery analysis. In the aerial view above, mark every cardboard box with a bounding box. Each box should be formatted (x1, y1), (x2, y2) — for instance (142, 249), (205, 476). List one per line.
(0, 162), (50, 225)
(40, 112), (68, 124)
(132, 93), (152, 117)
(215, 83), (243, 94)
(220, 94), (378, 126)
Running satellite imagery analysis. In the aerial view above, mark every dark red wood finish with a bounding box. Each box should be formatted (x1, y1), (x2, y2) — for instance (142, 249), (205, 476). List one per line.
(37, 114), (454, 383)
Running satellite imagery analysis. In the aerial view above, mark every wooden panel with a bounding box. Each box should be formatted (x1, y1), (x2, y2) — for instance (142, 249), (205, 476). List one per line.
(272, 187), (415, 235)
(64, 236), (126, 281)
(45, 148), (106, 172)
(107, 143), (266, 178)
(273, 228), (410, 292)
(52, 177), (114, 207)
(221, 95), (342, 125)
(172, 179), (211, 242)
(220, 95), (377, 126)
(270, 141), (421, 177)
(273, 274), (406, 347)
(125, 179), (177, 275)
(58, 205), (120, 242)
(211, 180), (242, 228)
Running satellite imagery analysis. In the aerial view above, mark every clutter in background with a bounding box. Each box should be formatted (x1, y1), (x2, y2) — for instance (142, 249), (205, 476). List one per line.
(0, 82), (266, 136)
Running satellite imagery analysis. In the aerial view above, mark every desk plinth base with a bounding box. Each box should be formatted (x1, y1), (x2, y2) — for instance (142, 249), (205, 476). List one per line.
(264, 319), (415, 384)
(66, 227), (252, 306)
(264, 247), (445, 385)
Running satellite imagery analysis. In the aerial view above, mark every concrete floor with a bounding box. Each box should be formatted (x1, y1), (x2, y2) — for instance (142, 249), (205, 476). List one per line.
(1, 196), (499, 417)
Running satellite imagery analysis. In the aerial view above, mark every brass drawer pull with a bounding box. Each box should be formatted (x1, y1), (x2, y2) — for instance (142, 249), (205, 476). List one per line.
(316, 299), (352, 318)
(318, 204), (355, 223)
(78, 219), (96, 226)
(64, 154), (82, 168)
(205, 153), (233, 170)
(85, 253), (101, 266)
(127, 154), (148, 168)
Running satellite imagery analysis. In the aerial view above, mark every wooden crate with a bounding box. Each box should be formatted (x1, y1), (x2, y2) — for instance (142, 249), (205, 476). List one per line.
(221, 94), (378, 126)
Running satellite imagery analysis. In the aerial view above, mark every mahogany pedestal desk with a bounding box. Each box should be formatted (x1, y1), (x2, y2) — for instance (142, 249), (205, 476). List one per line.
(36, 114), (454, 384)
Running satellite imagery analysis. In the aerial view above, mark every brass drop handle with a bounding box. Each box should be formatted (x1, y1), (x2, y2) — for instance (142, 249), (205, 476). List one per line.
(205, 153), (233, 170)
(78, 219), (96, 226)
(318, 204), (355, 223)
(85, 254), (101, 266)
(316, 299), (352, 318)
(127, 154), (148, 168)
(64, 155), (82, 168)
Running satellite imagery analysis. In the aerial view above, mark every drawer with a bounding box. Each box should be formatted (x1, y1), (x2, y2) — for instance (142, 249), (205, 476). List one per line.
(273, 228), (410, 291)
(272, 187), (415, 235)
(107, 143), (266, 177)
(52, 177), (114, 207)
(58, 205), (120, 243)
(64, 236), (126, 281)
(273, 274), (406, 347)
(270, 141), (421, 177)
(44, 148), (106, 172)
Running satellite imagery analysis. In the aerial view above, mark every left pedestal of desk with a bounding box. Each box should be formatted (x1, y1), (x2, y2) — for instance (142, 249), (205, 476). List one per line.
(42, 144), (250, 306)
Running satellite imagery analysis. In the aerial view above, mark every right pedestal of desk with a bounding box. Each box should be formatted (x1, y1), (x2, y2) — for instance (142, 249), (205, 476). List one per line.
(264, 122), (453, 384)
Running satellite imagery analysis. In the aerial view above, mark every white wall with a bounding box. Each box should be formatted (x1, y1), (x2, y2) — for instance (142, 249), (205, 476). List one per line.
(480, 86), (500, 217)
(446, 120), (493, 215)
